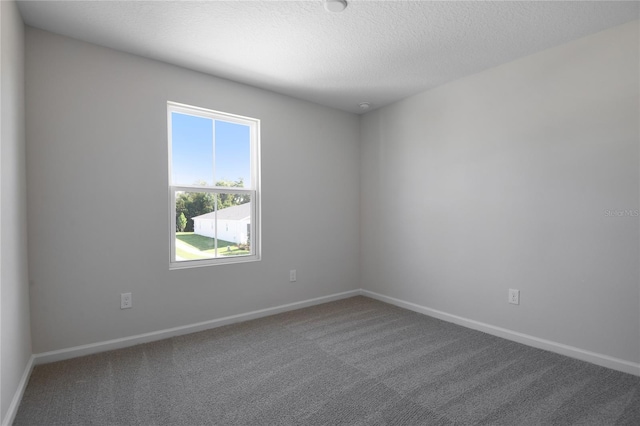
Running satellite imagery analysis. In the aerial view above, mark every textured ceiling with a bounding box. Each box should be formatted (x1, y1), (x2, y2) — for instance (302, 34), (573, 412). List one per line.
(17, 0), (640, 114)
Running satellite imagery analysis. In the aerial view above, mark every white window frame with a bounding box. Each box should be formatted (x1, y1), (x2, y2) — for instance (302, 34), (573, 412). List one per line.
(168, 101), (261, 269)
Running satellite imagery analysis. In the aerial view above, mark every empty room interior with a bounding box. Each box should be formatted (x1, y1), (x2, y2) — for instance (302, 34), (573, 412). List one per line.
(2, 0), (639, 425)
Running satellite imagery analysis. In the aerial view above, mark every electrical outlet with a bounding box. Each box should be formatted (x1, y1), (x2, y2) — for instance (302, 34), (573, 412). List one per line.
(289, 269), (297, 282)
(508, 289), (520, 305)
(121, 292), (132, 309)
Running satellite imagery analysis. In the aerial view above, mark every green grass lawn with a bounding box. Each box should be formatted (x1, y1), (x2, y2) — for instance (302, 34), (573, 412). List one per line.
(177, 233), (232, 251)
(175, 246), (211, 260)
(221, 249), (250, 256)
(176, 233), (249, 258)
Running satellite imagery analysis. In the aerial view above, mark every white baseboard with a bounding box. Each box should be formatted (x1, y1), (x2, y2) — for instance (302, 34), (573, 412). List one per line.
(2, 355), (35, 426)
(34, 289), (361, 365)
(362, 289), (640, 377)
(18, 286), (638, 421)
(32, 288), (640, 376)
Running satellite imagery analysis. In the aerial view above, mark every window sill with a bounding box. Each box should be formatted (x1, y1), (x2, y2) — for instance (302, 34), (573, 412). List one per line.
(169, 255), (261, 270)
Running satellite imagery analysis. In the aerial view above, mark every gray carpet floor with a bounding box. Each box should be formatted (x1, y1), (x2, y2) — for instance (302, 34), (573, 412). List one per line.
(14, 296), (640, 425)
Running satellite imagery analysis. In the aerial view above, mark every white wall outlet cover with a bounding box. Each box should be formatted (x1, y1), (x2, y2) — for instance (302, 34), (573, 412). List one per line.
(508, 289), (520, 305)
(121, 292), (132, 309)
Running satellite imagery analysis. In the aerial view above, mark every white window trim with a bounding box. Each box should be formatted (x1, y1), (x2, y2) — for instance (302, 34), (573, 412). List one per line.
(168, 101), (261, 269)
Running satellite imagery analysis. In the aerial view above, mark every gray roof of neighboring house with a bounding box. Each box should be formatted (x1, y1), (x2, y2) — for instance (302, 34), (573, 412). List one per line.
(192, 202), (251, 221)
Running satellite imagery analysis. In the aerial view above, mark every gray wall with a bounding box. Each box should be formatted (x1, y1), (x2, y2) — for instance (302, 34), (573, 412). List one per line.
(19, 13), (640, 370)
(360, 21), (639, 363)
(25, 28), (360, 353)
(1, 0), (31, 421)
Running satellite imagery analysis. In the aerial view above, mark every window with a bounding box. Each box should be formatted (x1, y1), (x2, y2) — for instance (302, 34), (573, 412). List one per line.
(168, 102), (260, 268)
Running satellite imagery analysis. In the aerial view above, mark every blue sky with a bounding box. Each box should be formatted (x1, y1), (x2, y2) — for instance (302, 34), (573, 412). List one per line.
(171, 112), (250, 186)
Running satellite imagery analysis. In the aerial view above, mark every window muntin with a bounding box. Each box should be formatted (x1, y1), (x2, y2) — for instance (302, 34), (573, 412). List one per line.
(168, 102), (260, 268)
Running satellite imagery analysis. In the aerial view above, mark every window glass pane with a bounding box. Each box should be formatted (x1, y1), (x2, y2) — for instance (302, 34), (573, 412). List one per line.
(175, 191), (217, 261)
(171, 112), (214, 186)
(216, 194), (252, 258)
(174, 191), (251, 261)
(215, 120), (251, 188)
